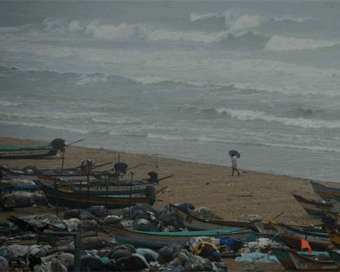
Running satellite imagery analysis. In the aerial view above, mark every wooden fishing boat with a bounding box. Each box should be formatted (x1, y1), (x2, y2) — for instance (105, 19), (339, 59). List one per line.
(102, 224), (254, 249)
(268, 218), (330, 250)
(34, 178), (156, 209)
(1, 165), (153, 197)
(327, 248), (340, 268)
(0, 138), (65, 159)
(70, 182), (153, 196)
(271, 246), (297, 270)
(322, 217), (340, 250)
(272, 246), (336, 271)
(1, 164), (161, 186)
(310, 180), (340, 200)
(35, 172), (155, 197)
(325, 196), (340, 215)
(291, 192), (333, 218)
(1, 164), (116, 183)
(169, 203), (275, 235)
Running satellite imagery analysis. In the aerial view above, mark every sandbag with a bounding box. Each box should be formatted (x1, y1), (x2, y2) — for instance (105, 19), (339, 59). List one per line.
(81, 236), (113, 250)
(136, 248), (159, 262)
(0, 256), (9, 272)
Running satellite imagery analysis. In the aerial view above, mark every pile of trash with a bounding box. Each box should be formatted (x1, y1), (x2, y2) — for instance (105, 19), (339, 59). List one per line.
(0, 203), (233, 271)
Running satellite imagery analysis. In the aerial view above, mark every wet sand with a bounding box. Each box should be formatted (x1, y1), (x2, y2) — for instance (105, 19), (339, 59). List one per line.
(0, 137), (333, 271)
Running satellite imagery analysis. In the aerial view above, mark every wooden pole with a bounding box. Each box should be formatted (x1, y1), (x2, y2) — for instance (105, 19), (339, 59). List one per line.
(54, 180), (59, 216)
(73, 232), (81, 272)
(61, 148), (65, 169)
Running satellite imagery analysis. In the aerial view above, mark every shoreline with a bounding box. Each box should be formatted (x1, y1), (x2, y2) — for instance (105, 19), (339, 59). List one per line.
(0, 132), (333, 183)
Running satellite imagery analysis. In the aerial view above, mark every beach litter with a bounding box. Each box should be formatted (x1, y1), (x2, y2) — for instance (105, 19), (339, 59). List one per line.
(0, 202), (236, 271)
(235, 252), (279, 264)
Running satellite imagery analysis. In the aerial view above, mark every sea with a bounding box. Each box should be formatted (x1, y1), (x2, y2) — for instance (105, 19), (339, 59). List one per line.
(1, 0), (340, 182)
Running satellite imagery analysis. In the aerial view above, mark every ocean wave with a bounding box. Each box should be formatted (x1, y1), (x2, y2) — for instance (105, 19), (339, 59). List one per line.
(0, 65), (138, 88)
(189, 9), (309, 33)
(141, 132), (340, 154)
(146, 133), (234, 144)
(108, 131), (148, 138)
(229, 15), (262, 31)
(0, 24), (31, 33)
(40, 18), (228, 43)
(288, 107), (325, 118)
(251, 141), (340, 154)
(218, 31), (269, 50)
(80, 19), (268, 46)
(132, 76), (210, 87)
(189, 12), (225, 22)
(84, 20), (148, 41)
(0, 99), (24, 107)
(0, 110), (103, 121)
(0, 65), (80, 78)
(3, 17), (265, 45)
(216, 108), (340, 129)
(91, 117), (140, 125)
(147, 133), (190, 142)
(1, 120), (90, 134)
(272, 15), (310, 24)
(76, 74), (108, 85)
(265, 35), (340, 51)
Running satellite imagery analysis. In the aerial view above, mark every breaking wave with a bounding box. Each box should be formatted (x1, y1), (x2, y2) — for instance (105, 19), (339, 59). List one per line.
(145, 132), (340, 154)
(0, 99), (24, 107)
(0, 110), (103, 121)
(1, 120), (90, 134)
(216, 108), (340, 129)
(76, 74), (108, 85)
(265, 35), (340, 51)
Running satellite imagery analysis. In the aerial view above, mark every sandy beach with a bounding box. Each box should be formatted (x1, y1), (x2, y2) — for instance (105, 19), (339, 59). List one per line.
(0, 137), (334, 271)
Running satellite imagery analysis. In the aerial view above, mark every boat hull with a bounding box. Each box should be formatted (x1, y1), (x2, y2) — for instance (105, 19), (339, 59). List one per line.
(104, 225), (253, 249)
(169, 203), (275, 239)
(272, 247), (336, 271)
(291, 193), (332, 218)
(269, 220), (330, 250)
(310, 181), (340, 200)
(36, 179), (156, 209)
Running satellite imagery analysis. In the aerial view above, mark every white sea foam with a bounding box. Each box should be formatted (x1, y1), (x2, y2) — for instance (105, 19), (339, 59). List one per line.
(0, 110), (103, 120)
(76, 74), (108, 85)
(254, 141), (340, 153)
(189, 12), (225, 22)
(91, 117), (140, 125)
(229, 15), (262, 31)
(0, 100), (23, 107)
(85, 21), (148, 40)
(68, 20), (83, 33)
(265, 35), (340, 51)
(217, 108), (340, 129)
(147, 133), (187, 141)
(273, 15), (309, 23)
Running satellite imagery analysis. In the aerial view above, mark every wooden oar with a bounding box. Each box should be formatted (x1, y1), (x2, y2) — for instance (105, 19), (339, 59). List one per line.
(92, 161), (113, 169)
(158, 174), (174, 182)
(126, 163), (146, 171)
(66, 138), (85, 146)
(155, 186), (168, 195)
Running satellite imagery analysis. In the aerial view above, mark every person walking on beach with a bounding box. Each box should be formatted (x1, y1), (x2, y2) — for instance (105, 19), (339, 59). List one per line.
(231, 155), (240, 176)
